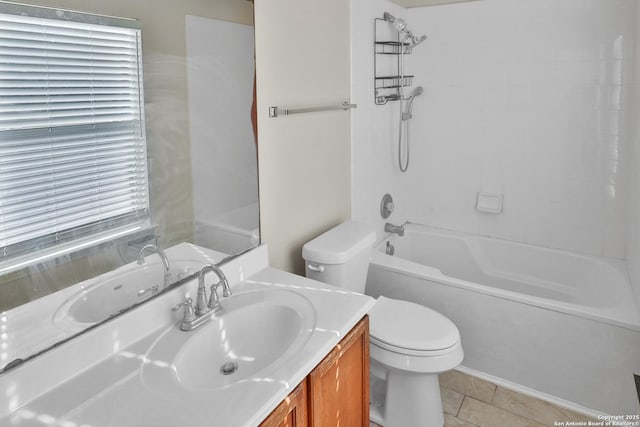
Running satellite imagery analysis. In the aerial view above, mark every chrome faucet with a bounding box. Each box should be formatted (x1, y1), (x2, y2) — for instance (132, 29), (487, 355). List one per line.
(384, 222), (405, 237)
(198, 264), (232, 314)
(173, 264), (232, 331)
(137, 244), (171, 289)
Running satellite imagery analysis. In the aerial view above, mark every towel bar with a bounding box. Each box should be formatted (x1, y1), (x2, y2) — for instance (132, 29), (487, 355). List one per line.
(269, 100), (357, 118)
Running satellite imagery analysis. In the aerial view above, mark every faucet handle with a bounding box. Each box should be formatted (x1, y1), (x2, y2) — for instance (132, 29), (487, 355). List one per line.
(173, 296), (196, 323)
(208, 283), (221, 311)
(137, 284), (160, 298)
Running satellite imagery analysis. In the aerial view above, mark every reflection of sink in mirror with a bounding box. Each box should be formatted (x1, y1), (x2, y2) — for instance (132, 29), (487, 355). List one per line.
(1, 243), (226, 374)
(142, 289), (315, 393)
(53, 260), (205, 328)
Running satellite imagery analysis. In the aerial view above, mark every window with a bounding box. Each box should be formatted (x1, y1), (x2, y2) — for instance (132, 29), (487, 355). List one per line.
(0, 3), (149, 262)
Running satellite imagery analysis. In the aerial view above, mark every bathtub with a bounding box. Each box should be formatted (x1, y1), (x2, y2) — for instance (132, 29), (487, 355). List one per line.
(194, 202), (260, 255)
(366, 224), (640, 416)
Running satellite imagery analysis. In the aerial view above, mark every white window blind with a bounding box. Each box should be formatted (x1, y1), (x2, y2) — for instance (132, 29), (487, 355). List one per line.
(0, 4), (149, 259)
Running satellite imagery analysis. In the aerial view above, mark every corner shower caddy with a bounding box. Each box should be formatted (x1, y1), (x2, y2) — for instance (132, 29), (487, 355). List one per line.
(374, 17), (415, 105)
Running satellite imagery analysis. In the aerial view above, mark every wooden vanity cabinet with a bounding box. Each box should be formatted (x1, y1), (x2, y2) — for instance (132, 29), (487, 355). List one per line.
(260, 316), (369, 427)
(260, 379), (308, 427)
(308, 315), (370, 426)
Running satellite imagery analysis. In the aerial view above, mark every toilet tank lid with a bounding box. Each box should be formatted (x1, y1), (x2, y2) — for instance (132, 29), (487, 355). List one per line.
(302, 221), (376, 264)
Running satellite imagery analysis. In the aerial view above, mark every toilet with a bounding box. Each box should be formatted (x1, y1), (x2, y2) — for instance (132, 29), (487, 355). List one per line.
(303, 221), (463, 427)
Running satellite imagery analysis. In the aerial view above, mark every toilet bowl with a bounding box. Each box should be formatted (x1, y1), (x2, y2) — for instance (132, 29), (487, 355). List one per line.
(303, 221), (463, 427)
(369, 296), (463, 426)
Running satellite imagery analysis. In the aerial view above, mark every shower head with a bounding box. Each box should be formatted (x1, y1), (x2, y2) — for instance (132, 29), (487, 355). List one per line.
(383, 12), (402, 27)
(385, 13), (407, 32)
(384, 12), (427, 49)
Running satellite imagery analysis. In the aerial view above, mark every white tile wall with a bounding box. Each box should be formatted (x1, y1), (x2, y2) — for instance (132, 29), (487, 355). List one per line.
(626, 3), (640, 308)
(352, 0), (635, 258)
(351, 0), (406, 241)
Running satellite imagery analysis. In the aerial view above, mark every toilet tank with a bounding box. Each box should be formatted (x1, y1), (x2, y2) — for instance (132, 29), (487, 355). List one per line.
(302, 221), (376, 294)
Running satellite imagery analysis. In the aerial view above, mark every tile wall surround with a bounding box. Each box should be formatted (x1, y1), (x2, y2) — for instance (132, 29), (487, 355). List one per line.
(352, 0), (636, 259)
(186, 16), (258, 224)
(351, 0), (406, 237)
(352, 0), (640, 420)
(626, 2), (640, 313)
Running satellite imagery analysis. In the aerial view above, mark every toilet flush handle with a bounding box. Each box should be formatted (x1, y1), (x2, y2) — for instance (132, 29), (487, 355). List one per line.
(307, 263), (325, 273)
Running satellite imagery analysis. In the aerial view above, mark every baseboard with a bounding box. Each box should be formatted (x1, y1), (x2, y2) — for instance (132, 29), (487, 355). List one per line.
(455, 365), (609, 419)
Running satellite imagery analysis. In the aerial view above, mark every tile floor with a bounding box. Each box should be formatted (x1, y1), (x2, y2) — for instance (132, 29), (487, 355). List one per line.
(371, 370), (595, 427)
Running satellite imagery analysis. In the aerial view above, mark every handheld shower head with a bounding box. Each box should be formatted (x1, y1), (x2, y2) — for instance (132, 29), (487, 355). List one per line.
(407, 86), (424, 101)
(406, 86), (424, 113)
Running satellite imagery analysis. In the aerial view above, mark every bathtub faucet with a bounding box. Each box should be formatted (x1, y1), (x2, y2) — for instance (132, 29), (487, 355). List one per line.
(384, 222), (405, 237)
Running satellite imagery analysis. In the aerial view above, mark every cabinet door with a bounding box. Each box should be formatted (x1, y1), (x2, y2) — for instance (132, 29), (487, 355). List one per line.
(260, 379), (308, 427)
(308, 316), (370, 427)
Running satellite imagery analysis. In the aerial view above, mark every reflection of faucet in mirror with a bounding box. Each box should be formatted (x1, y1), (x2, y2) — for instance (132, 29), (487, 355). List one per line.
(137, 245), (172, 291)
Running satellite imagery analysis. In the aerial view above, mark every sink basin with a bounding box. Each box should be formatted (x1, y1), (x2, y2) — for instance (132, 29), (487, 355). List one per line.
(141, 289), (316, 392)
(53, 259), (205, 329)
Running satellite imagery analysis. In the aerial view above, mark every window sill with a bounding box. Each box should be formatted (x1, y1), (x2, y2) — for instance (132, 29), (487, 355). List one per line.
(0, 222), (154, 277)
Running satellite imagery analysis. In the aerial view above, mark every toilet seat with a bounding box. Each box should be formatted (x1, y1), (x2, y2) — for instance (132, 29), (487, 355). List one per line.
(369, 296), (460, 356)
(370, 335), (459, 357)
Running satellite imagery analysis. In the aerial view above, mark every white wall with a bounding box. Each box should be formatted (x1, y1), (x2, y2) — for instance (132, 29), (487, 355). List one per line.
(186, 16), (258, 223)
(353, 0), (636, 258)
(255, 0), (351, 274)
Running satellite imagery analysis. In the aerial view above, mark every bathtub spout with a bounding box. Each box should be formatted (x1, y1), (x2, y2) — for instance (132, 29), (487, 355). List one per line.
(384, 222), (405, 237)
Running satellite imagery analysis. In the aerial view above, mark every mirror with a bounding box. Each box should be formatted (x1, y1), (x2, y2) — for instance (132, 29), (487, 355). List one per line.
(0, 0), (257, 373)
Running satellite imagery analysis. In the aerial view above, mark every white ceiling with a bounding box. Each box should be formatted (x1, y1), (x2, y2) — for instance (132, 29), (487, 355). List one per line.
(390, 0), (478, 7)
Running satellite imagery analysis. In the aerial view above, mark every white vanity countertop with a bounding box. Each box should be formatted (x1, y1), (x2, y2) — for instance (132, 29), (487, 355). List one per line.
(0, 245), (375, 427)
